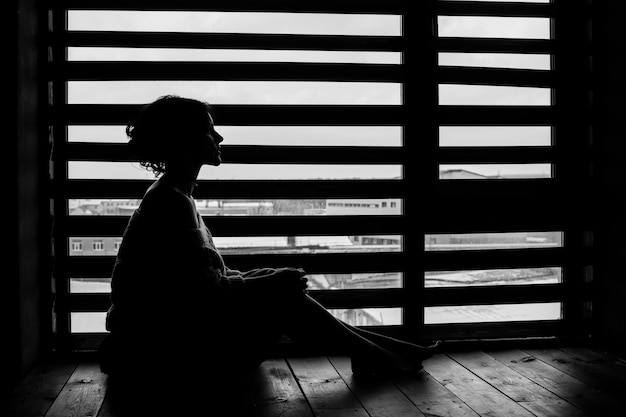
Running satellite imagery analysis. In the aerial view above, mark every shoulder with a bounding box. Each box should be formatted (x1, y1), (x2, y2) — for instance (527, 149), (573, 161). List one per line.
(139, 182), (199, 229)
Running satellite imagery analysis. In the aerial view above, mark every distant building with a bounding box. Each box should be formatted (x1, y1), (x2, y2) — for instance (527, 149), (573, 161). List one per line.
(326, 198), (401, 216)
(69, 199), (141, 216)
(69, 237), (122, 256)
(196, 200), (274, 216)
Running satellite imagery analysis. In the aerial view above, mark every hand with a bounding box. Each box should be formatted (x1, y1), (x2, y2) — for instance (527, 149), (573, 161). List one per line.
(273, 267), (308, 291)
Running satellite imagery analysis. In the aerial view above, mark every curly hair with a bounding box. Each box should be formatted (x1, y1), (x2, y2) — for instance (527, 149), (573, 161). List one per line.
(126, 95), (213, 176)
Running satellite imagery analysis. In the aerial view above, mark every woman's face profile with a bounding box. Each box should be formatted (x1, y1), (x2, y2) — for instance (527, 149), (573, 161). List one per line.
(202, 112), (224, 166)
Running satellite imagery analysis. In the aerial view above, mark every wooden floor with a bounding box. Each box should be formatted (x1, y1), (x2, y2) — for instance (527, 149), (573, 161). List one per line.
(3, 346), (626, 417)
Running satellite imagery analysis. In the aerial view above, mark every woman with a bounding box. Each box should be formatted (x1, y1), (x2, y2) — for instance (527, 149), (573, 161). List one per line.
(99, 95), (440, 383)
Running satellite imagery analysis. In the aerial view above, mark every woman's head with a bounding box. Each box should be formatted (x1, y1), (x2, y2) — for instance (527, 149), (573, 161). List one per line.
(126, 95), (223, 176)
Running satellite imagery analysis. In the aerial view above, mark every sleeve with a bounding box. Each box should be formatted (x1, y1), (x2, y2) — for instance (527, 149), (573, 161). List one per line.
(184, 228), (247, 293)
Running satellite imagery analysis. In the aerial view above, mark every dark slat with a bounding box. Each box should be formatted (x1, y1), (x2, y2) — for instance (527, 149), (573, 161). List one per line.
(63, 179), (571, 203)
(423, 283), (592, 307)
(64, 31), (403, 51)
(437, 146), (555, 164)
(287, 357), (370, 417)
(64, 143), (557, 166)
(62, 179), (406, 199)
(223, 145), (403, 164)
(66, 252), (406, 277)
(61, 105), (553, 128)
(65, 247), (572, 279)
(328, 356), (425, 416)
(61, 0), (404, 14)
(60, 104), (405, 126)
(488, 349), (626, 417)
(61, 178), (571, 200)
(1, 360), (78, 417)
(64, 248), (575, 278)
(435, 179), (596, 220)
(67, 283), (587, 312)
(421, 320), (566, 340)
(228, 252), (407, 274)
(67, 289), (403, 312)
(435, 178), (560, 198)
(65, 214), (406, 236)
(62, 61), (403, 82)
(437, 1), (554, 17)
(45, 363), (107, 417)
(306, 289), (405, 309)
(425, 354), (536, 417)
(439, 37), (591, 56)
(63, 142), (405, 164)
(438, 66), (553, 88)
(450, 351), (584, 417)
(437, 37), (554, 54)
(424, 248), (570, 271)
(317, 283), (585, 309)
(421, 205), (589, 232)
(438, 105), (555, 125)
(249, 358), (314, 417)
(63, 204), (582, 237)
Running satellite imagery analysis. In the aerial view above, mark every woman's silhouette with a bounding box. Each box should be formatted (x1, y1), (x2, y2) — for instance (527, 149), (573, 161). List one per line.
(99, 95), (440, 385)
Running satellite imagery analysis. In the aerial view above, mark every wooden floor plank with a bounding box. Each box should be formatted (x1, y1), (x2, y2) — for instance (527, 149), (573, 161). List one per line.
(249, 358), (314, 417)
(424, 354), (535, 417)
(1, 360), (78, 417)
(393, 365), (480, 417)
(559, 347), (626, 384)
(523, 348), (626, 397)
(45, 362), (107, 417)
(328, 356), (425, 417)
(7, 348), (626, 417)
(450, 350), (586, 417)
(487, 349), (625, 417)
(590, 346), (626, 364)
(287, 356), (369, 417)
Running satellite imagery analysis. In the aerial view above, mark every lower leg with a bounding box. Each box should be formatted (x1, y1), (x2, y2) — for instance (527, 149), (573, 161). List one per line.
(284, 294), (434, 372)
(284, 294), (378, 356)
(338, 320), (441, 359)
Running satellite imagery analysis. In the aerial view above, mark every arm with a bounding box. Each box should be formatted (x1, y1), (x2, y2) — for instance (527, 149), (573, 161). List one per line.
(143, 187), (307, 292)
(227, 267), (309, 292)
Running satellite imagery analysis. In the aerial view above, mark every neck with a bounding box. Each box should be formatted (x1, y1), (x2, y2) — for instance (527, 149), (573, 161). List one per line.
(161, 170), (198, 196)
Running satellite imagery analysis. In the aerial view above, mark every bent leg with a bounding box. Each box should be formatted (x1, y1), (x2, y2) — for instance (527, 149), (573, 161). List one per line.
(283, 294), (438, 372)
(338, 320), (440, 359)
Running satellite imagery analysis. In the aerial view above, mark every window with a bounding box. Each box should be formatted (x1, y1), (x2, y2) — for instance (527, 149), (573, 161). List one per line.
(71, 240), (82, 252)
(51, 0), (594, 351)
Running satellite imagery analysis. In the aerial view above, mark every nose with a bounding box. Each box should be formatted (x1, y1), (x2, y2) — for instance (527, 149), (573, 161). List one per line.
(215, 132), (224, 144)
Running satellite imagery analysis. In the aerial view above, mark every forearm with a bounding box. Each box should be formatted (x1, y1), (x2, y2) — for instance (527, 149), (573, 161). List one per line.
(227, 267), (308, 291)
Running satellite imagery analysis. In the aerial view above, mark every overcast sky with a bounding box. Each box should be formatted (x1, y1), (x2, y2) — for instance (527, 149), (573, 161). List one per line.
(66, 9), (553, 180)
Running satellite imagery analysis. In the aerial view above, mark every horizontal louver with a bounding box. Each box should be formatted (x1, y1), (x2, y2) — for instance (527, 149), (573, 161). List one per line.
(50, 0), (594, 350)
